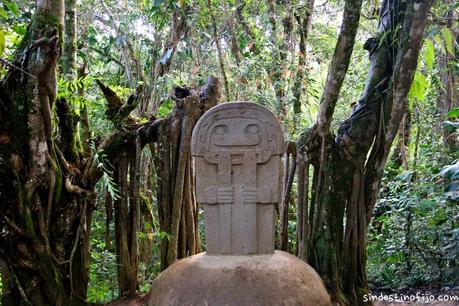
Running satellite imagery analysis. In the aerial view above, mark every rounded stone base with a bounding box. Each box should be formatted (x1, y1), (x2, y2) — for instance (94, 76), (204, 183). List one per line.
(148, 251), (332, 306)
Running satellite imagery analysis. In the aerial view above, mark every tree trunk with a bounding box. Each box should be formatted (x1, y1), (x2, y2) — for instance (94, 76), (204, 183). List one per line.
(295, 151), (310, 261)
(56, 0), (82, 164)
(267, 0), (293, 118)
(138, 77), (221, 270)
(436, 2), (458, 150)
(297, 0), (433, 304)
(280, 142), (296, 251)
(147, 8), (189, 115)
(78, 63), (91, 156)
(0, 1), (96, 304)
(101, 0), (146, 89)
(0, 1), (171, 302)
(392, 109), (411, 169)
(62, 0), (77, 80)
(292, 0), (315, 119)
(208, 0), (230, 102)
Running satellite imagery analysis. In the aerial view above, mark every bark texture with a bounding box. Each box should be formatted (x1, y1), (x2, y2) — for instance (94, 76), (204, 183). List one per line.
(267, 0), (293, 118)
(208, 0), (230, 102)
(146, 8), (189, 115)
(279, 141), (296, 251)
(435, 0), (458, 150)
(139, 77), (221, 270)
(96, 77), (220, 293)
(0, 1), (94, 304)
(295, 0), (433, 304)
(292, 0), (315, 118)
(0, 1), (202, 302)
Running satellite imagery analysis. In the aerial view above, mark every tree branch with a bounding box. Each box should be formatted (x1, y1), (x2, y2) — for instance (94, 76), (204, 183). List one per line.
(316, 0), (363, 136)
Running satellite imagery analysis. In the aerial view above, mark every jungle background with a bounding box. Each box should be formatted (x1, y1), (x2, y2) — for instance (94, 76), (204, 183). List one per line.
(0, 0), (458, 305)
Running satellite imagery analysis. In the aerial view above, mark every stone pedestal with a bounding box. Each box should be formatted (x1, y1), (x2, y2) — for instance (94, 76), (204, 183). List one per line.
(148, 251), (331, 306)
(148, 102), (332, 306)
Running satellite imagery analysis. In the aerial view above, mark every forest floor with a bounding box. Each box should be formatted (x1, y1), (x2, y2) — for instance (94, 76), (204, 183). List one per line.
(103, 293), (149, 306)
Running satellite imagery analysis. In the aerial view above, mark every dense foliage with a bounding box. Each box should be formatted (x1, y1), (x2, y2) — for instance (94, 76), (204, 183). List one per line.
(0, 0), (457, 304)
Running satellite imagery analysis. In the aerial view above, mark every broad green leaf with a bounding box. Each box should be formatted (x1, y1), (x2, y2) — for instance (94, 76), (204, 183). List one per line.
(446, 108), (459, 118)
(12, 24), (26, 36)
(441, 28), (454, 55)
(408, 71), (428, 102)
(424, 39), (434, 71)
(0, 8), (7, 19)
(6, 2), (19, 16)
(433, 34), (444, 53)
(0, 30), (5, 57)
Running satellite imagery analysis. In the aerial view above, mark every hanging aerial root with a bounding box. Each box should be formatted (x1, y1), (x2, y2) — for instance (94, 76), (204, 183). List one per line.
(280, 141), (297, 251)
(64, 177), (94, 196)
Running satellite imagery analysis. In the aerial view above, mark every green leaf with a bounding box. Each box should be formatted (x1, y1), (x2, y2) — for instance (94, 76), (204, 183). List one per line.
(6, 2), (19, 16)
(446, 108), (459, 118)
(424, 39), (434, 72)
(0, 30), (5, 57)
(0, 8), (7, 19)
(408, 71), (428, 102)
(12, 24), (26, 36)
(433, 34), (444, 53)
(441, 28), (454, 55)
(87, 25), (97, 36)
(87, 36), (97, 46)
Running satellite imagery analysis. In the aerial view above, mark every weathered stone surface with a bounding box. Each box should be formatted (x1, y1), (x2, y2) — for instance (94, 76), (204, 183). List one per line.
(191, 102), (284, 255)
(148, 251), (332, 306)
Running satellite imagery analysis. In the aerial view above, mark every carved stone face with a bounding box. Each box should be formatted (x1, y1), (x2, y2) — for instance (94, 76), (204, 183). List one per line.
(192, 102), (284, 255)
(192, 102), (284, 159)
(209, 118), (266, 152)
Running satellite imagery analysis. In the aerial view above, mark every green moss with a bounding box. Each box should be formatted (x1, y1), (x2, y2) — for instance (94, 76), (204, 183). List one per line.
(334, 291), (348, 305)
(16, 8), (63, 60)
(75, 125), (83, 157)
(47, 153), (63, 204)
(17, 183), (37, 240)
(356, 287), (371, 305)
(140, 192), (152, 209)
(54, 169), (63, 205)
(356, 286), (369, 297)
(140, 192), (155, 224)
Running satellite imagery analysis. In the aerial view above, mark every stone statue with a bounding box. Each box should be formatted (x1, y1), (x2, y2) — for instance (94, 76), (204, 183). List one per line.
(148, 102), (332, 306)
(191, 102), (283, 255)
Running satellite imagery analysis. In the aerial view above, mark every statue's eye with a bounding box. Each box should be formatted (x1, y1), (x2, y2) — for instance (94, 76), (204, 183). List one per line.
(214, 125), (228, 136)
(245, 124), (260, 135)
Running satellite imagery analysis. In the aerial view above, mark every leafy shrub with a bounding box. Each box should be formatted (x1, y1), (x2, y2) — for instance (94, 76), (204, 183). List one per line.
(368, 148), (459, 289)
